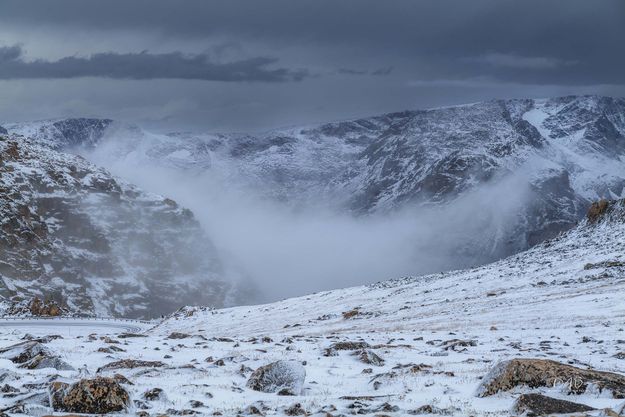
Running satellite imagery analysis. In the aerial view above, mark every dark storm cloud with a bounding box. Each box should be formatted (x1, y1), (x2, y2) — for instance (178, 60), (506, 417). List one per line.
(0, 45), (306, 82)
(0, 0), (623, 131)
(1, 0), (623, 85)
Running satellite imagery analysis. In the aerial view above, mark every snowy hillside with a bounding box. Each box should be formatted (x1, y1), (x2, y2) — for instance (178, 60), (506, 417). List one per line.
(156, 198), (625, 339)
(0, 199), (622, 416)
(0, 134), (244, 319)
(6, 95), (625, 262)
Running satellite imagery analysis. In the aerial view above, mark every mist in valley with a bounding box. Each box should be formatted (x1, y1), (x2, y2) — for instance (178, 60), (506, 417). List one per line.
(82, 141), (535, 304)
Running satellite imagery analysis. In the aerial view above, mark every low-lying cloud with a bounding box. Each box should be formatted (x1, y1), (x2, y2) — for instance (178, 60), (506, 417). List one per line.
(84, 140), (536, 303)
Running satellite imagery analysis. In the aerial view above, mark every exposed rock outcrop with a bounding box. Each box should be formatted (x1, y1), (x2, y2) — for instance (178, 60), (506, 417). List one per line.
(0, 136), (236, 318)
(477, 358), (625, 398)
(5, 296), (68, 317)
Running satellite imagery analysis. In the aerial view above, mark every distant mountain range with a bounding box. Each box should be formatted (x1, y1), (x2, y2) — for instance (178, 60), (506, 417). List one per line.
(2, 95), (624, 316)
(7, 95), (624, 258)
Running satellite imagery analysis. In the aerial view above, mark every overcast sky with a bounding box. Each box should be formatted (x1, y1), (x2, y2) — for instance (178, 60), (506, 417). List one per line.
(1, 0), (624, 132)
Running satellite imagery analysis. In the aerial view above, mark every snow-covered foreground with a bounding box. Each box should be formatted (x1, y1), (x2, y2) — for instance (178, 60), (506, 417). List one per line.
(0, 202), (624, 416)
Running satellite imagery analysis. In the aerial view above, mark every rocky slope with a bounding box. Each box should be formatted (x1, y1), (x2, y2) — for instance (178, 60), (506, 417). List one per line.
(0, 198), (622, 416)
(6, 95), (624, 262)
(0, 133), (237, 319)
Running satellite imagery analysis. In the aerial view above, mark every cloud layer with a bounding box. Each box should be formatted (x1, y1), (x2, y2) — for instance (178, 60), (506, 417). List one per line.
(0, 0), (623, 130)
(0, 45), (306, 82)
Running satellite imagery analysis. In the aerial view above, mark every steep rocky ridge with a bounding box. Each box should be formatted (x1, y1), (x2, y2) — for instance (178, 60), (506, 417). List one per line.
(0, 133), (237, 318)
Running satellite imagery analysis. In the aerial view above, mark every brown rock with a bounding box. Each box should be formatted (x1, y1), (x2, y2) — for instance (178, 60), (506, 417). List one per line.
(7, 296), (68, 317)
(143, 387), (165, 401)
(49, 377), (129, 413)
(30, 296), (64, 316)
(512, 393), (595, 416)
(3, 142), (19, 160)
(97, 359), (165, 373)
(477, 358), (625, 398)
(342, 309), (360, 319)
(284, 402), (307, 416)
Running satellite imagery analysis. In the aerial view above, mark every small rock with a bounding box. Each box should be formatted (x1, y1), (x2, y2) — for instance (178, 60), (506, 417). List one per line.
(353, 349), (385, 366)
(323, 341), (370, 356)
(342, 309), (360, 319)
(284, 402), (307, 416)
(167, 332), (191, 339)
(143, 387), (165, 401)
(408, 404), (442, 414)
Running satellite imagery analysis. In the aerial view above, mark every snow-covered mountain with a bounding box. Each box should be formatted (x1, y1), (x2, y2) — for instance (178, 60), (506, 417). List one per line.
(0, 134), (244, 319)
(1, 198), (622, 416)
(6, 95), (624, 263)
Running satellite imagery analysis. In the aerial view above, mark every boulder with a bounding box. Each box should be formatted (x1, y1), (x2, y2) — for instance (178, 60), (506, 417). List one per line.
(0, 341), (73, 371)
(512, 393), (595, 416)
(246, 360), (306, 395)
(477, 358), (625, 398)
(49, 377), (129, 413)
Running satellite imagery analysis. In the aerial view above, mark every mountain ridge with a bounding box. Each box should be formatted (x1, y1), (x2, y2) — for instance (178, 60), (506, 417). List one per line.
(6, 95), (624, 264)
(0, 133), (244, 318)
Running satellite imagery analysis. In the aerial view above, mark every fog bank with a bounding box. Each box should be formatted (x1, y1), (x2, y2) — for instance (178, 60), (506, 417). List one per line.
(85, 146), (534, 303)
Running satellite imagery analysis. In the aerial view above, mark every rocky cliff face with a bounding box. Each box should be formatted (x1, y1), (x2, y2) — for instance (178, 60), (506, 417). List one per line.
(0, 134), (234, 318)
